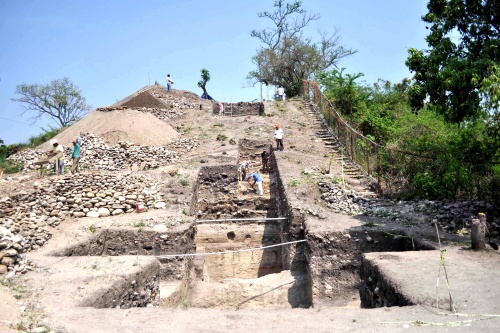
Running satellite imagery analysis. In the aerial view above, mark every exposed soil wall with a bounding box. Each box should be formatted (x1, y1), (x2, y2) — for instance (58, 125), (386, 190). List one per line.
(80, 260), (160, 309)
(359, 254), (413, 308)
(306, 228), (435, 306)
(52, 227), (195, 257)
(51, 227), (195, 280)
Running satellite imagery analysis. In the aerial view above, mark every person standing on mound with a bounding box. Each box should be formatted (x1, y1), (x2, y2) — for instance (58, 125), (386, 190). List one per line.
(166, 74), (174, 92)
(274, 124), (284, 151)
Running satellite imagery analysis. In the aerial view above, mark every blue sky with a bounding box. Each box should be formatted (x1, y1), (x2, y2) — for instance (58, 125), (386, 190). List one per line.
(0, 0), (429, 145)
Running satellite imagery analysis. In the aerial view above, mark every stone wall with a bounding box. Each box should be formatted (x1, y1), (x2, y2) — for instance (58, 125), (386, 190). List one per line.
(213, 102), (264, 117)
(0, 172), (167, 275)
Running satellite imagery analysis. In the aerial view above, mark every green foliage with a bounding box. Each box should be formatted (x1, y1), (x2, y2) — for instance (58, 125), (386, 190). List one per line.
(0, 155), (23, 174)
(24, 126), (62, 147)
(134, 220), (146, 228)
(198, 68), (211, 99)
(318, 69), (411, 144)
(405, 0), (500, 123)
(318, 66), (500, 200)
(0, 138), (23, 174)
(179, 178), (189, 187)
(248, 1), (355, 97)
(12, 77), (92, 127)
(0, 127), (62, 174)
(216, 133), (227, 141)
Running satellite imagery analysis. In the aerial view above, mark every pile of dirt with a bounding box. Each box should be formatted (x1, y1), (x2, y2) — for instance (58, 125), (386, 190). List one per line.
(41, 109), (179, 149)
(121, 91), (169, 109)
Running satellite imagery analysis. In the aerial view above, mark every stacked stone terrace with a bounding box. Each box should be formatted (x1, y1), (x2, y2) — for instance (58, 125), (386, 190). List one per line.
(8, 132), (199, 173)
(0, 172), (167, 275)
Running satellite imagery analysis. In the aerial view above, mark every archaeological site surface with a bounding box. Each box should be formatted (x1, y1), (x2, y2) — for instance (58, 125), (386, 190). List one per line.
(1, 85), (499, 333)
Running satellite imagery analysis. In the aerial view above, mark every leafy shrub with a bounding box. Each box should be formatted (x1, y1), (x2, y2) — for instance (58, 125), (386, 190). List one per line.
(216, 134), (227, 141)
(0, 155), (23, 174)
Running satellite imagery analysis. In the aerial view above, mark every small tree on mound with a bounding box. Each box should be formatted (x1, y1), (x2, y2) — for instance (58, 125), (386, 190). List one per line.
(197, 68), (211, 99)
(12, 77), (92, 128)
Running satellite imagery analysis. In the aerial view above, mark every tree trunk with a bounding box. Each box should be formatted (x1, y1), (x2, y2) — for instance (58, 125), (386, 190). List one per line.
(471, 215), (486, 250)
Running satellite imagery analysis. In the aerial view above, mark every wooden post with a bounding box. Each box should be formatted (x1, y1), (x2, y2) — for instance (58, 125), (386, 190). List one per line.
(471, 213), (486, 250)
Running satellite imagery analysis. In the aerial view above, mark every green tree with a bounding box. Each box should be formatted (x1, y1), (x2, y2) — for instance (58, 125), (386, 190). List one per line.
(197, 68), (211, 99)
(12, 77), (92, 128)
(248, 0), (355, 98)
(406, 0), (500, 123)
(318, 69), (365, 116)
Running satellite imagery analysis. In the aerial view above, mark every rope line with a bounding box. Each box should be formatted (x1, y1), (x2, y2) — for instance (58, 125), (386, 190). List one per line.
(196, 217), (287, 223)
(434, 222), (456, 313)
(156, 239), (307, 259)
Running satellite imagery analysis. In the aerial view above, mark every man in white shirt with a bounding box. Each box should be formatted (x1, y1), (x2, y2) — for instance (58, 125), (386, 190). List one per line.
(166, 74), (174, 92)
(274, 124), (284, 151)
(277, 86), (285, 101)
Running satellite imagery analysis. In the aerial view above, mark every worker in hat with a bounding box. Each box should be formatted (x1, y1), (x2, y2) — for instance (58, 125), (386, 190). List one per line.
(273, 124), (284, 151)
(261, 148), (270, 172)
(49, 139), (65, 175)
(246, 172), (264, 196)
(71, 138), (81, 174)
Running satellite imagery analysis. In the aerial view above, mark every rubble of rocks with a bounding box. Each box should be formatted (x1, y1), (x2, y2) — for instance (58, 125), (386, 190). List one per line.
(213, 102), (264, 116)
(0, 172), (166, 275)
(7, 132), (199, 173)
(92, 275), (160, 309)
(151, 92), (204, 110)
(318, 180), (362, 215)
(315, 171), (500, 236)
(97, 106), (186, 121)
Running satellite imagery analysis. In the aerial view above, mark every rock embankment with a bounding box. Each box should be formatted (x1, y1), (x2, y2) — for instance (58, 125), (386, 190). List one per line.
(97, 105), (187, 121)
(8, 132), (199, 173)
(0, 172), (166, 276)
(317, 174), (500, 235)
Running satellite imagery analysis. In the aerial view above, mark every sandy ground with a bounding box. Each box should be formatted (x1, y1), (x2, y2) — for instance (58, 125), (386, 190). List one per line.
(0, 285), (18, 333)
(2, 93), (500, 332)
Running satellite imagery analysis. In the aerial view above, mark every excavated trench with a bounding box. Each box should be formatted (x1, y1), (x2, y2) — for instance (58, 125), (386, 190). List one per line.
(50, 139), (436, 310)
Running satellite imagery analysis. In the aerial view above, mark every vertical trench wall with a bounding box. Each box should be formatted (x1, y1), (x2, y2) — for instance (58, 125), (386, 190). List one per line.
(191, 164), (283, 281)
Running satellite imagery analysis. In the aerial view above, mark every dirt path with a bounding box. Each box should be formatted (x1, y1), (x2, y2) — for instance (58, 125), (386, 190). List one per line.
(0, 285), (18, 333)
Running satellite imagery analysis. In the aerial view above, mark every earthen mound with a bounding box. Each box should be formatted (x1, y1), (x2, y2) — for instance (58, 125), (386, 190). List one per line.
(43, 108), (179, 149)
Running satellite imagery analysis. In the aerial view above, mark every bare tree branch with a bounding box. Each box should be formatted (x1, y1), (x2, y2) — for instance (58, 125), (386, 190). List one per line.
(12, 77), (92, 128)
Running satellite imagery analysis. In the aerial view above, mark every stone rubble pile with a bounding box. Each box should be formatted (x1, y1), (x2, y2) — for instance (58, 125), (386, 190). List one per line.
(318, 180), (362, 215)
(0, 172), (166, 275)
(315, 171), (500, 236)
(7, 132), (199, 173)
(151, 91), (203, 110)
(96, 106), (186, 121)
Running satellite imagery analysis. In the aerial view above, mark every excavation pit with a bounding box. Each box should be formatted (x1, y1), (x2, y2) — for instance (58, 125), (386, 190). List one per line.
(44, 140), (438, 311)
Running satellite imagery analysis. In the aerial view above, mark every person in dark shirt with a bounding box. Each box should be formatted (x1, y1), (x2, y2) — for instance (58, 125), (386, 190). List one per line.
(261, 148), (270, 172)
